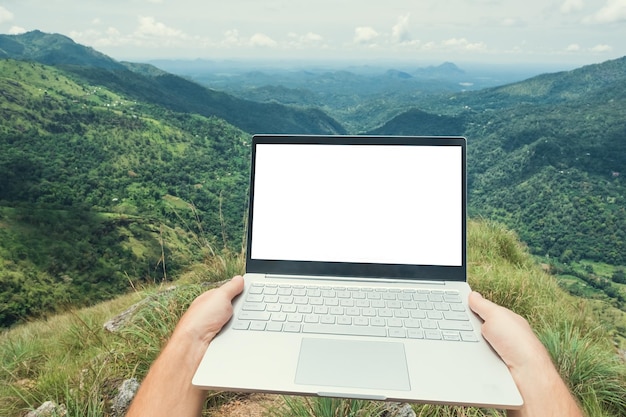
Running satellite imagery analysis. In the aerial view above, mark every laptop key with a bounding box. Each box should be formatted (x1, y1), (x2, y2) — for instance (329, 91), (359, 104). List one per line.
(461, 331), (479, 342)
(266, 322), (283, 332)
(439, 321), (473, 332)
(442, 331), (461, 341)
(424, 330), (442, 340)
(302, 324), (387, 337)
(407, 329), (424, 339)
(443, 311), (469, 321)
(239, 311), (271, 321)
(284, 323), (302, 332)
(250, 322), (267, 331)
(388, 328), (406, 338)
(233, 320), (250, 330)
(242, 303), (266, 311)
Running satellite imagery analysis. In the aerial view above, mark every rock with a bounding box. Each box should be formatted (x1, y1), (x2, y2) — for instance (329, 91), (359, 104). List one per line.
(103, 285), (183, 332)
(382, 402), (417, 417)
(103, 303), (141, 333)
(110, 378), (140, 417)
(25, 401), (67, 417)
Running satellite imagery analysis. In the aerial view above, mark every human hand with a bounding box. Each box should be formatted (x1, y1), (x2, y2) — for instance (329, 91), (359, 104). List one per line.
(126, 277), (245, 417)
(172, 275), (245, 346)
(468, 291), (583, 417)
(468, 291), (550, 374)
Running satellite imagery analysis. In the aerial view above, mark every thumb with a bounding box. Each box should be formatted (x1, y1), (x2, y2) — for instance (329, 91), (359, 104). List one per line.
(219, 275), (244, 300)
(468, 291), (498, 321)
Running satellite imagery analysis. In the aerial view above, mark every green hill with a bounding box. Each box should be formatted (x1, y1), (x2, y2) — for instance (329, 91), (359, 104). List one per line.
(0, 31), (346, 136)
(366, 108), (466, 136)
(0, 29), (344, 327)
(1, 221), (624, 417)
(369, 56), (626, 270)
(0, 58), (251, 327)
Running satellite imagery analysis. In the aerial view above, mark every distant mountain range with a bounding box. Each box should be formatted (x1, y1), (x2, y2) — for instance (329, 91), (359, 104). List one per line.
(152, 59), (528, 133)
(0, 30), (346, 135)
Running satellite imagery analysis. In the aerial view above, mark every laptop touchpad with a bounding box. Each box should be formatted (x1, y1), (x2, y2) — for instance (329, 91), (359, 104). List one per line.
(295, 338), (411, 391)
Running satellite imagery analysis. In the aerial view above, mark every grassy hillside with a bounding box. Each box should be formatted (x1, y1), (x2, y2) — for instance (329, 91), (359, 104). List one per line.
(0, 59), (251, 327)
(1, 220), (624, 417)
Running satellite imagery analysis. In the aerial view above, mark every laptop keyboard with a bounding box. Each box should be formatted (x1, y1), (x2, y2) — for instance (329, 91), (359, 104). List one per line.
(232, 282), (478, 342)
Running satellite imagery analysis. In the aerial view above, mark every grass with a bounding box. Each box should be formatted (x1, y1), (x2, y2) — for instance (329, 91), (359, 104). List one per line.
(1, 220), (625, 417)
(269, 396), (386, 417)
(0, 249), (242, 416)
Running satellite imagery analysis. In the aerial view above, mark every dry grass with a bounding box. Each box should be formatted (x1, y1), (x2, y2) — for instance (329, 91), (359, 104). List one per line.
(1, 220), (624, 417)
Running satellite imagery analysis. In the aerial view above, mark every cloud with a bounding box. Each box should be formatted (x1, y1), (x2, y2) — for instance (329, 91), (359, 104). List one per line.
(222, 29), (241, 46)
(585, 0), (626, 23)
(287, 31), (325, 49)
(442, 37), (487, 51)
(591, 43), (613, 52)
(561, 0), (584, 13)
(135, 16), (187, 40)
(391, 14), (412, 43)
(566, 43), (581, 51)
(303, 32), (323, 43)
(250, 33), (277, 47)
(70, 16), (193, 51)
(500, 17), (525, 27)
(353, 26), (379, 44)
(8, 26), (26, 35)
(0, 5), (14, 23)
(288, 31), (323, 43)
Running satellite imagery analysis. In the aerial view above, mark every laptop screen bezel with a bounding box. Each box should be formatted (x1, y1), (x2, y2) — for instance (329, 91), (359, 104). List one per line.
(245, 135), (467, 282)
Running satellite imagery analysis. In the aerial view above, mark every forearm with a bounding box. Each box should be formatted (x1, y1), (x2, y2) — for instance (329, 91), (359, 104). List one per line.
(126, 331), (209, 417)
(507, 361), (584, 417)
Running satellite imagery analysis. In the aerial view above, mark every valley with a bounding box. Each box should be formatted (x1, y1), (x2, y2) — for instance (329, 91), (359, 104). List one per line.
(0, 31), (624, 341)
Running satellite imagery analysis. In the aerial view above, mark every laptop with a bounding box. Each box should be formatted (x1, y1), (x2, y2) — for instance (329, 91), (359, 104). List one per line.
(193, 134), (523, 409)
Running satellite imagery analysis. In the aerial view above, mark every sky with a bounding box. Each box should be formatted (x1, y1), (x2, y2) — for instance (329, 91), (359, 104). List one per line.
(0, 0), (625, 69)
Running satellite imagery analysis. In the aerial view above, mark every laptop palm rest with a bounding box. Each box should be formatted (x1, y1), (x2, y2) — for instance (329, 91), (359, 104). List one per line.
(295, 338), (411, 392)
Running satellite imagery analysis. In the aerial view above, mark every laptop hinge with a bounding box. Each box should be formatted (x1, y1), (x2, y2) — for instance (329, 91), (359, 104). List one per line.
(265, 274), (445, 285)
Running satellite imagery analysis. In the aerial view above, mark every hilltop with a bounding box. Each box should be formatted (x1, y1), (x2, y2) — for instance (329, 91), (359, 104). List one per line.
(1, 220), (624, 417)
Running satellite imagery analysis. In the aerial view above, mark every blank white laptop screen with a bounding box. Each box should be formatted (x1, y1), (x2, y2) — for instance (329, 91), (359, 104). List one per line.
(250, 143), (462, 267)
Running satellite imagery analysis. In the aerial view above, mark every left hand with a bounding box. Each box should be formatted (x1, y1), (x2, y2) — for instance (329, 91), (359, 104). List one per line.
(172, 275), (245, 346)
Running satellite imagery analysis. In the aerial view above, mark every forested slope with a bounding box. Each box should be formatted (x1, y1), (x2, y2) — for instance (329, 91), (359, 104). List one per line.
(0, 59), (250, 326)
(370, 56), (626, 267)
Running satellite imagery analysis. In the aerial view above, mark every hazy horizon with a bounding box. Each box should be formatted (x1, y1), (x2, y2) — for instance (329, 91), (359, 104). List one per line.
(1, 0), (624, 70)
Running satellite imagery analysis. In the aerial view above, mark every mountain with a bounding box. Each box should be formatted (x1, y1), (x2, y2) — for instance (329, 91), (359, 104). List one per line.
(152, 59), (526, 133)
(0, 57), (253, 327)
(366, 108), (466, 136)
(371, 56), (626, 267)
(412, 61), (465, 78)
(0, 30), (124, 69)
(0, 31), (346, 135)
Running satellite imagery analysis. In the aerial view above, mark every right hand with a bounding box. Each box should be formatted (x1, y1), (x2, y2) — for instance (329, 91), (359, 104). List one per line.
(468, 291), (583, 417)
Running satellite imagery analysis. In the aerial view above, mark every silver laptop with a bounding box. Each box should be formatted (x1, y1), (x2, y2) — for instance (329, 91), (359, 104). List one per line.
(193, 135), (522, 409)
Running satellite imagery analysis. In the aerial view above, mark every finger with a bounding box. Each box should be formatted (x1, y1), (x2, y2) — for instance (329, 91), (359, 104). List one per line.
(219, 275), (245, 300)
(468, 291), (498, 320)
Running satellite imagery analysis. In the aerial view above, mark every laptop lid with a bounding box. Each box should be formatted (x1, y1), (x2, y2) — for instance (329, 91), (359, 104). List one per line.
(246, 135), (466, 282)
